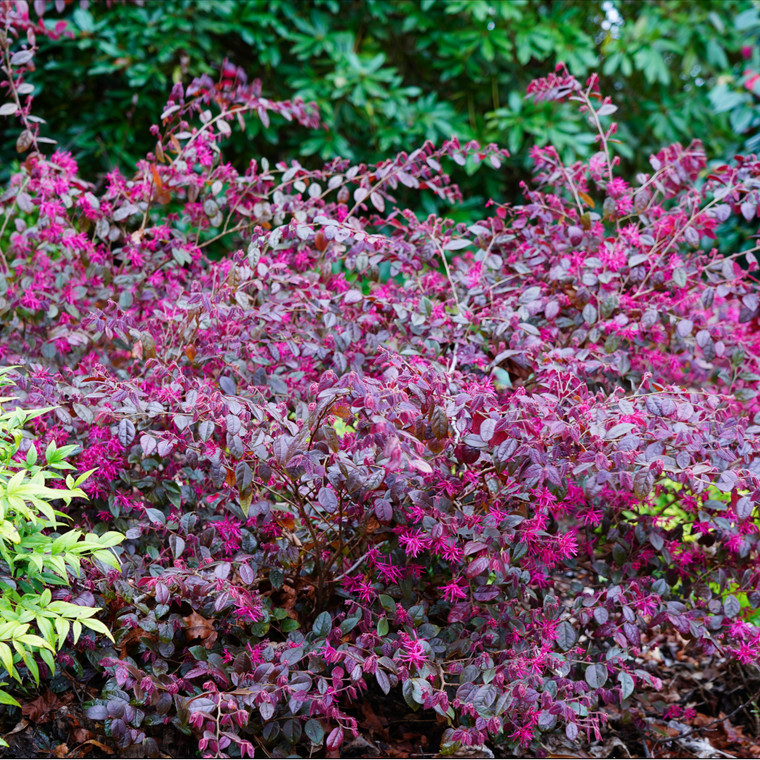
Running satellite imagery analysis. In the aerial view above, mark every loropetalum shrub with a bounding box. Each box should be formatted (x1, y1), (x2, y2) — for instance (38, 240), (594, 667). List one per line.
(2, 3), (760, 758)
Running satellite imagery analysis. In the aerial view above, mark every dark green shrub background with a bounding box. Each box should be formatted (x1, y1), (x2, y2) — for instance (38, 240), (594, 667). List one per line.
(14, 0), (760, 211)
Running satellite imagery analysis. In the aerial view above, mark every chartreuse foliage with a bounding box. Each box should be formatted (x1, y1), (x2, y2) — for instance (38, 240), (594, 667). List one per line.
(2, 3), (760, 759)
(0, 368), (123, 738)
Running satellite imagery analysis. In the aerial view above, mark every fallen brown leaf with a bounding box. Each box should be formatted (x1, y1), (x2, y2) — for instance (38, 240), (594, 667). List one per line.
(21, 690), (62, 723)
(117, 626), (154, 658)
(720, 713), (744, 744)
(72, 728), (93, 744)
(386, 744), (414, 758)
(5, 719), (28, 736)
(359, 701), (388, 739)
(182, 611), (218, 649)
(77, 739), (114, 755)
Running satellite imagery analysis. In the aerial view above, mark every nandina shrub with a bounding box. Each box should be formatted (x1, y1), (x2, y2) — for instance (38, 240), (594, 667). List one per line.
(0, 366), (123, 736)
(2, 3), (760, 758)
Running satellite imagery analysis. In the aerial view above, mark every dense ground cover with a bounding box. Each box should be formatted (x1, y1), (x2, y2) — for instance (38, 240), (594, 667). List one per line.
(1, 1), (760, 758)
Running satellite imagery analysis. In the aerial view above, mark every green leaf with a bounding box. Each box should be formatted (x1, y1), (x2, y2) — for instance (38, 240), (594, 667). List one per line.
(618, 671), (634, 699)
(15, 634), (53, 650)
(379, 594), (395, 614)
(51, 530), (81, 553)
(81, 617), (114, 641)
(0, 689), (20, 707)
(39, 647), (55, 677)
(36, 616), (55, 646)
(556, 621), (576, 651)
(0, 642), (17, 680)
(312, 611), (331, 638)
(340, 614), (360, 634)
(585, 662), (608, 689)
(54, 618), (69, 649)
(24, 652), (39, 685)
(0, 522), (20, 545)
(304, 718), (324, 744)
(92, 550), (120, 569)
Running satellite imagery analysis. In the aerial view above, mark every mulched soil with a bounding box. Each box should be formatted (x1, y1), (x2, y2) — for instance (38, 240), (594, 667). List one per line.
(1, 568), (758, 758)
(1, 648), (757, 760)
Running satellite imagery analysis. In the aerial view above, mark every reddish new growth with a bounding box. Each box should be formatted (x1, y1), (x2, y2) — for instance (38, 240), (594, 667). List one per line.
(1, 4), (760, 758)
(525, 62), (581, 102)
